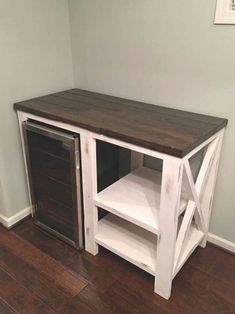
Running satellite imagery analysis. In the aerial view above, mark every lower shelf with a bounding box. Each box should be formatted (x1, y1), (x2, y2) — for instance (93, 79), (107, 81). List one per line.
(95, 214), (157, 275)
(96, 213), (204, 279)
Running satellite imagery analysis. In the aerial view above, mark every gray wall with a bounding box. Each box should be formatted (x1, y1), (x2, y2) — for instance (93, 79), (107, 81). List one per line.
(0, 0), (74, 217)
(68, 0), (235, 242)
(1, 0), (234, 243)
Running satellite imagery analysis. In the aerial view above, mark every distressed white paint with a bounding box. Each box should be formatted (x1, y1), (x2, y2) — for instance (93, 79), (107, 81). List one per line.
(154, 157), (183, 299)
(173, 225), (204, 277)
(95, 167), (160, 234)
(174, 202), (195, 272)
(200, 131), (225, 247)
(15, 111), (226, 299)
(183, 160), (206, 233)
(92, 133), (170, 161)
(95, 214), (157, 275)
(195, 137), (220, 200)
(173, 133), (223, 275)
(95, 167), (187, 235)
(80, 132), (99, 255)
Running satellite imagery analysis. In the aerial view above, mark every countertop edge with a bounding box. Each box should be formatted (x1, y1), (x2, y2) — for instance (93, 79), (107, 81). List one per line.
(13, 103), (228, 158)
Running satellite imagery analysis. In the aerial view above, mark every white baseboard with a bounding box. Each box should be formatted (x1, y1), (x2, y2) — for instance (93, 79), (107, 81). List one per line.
(0, 206), (31, 229)
(208, 233), (235, 254)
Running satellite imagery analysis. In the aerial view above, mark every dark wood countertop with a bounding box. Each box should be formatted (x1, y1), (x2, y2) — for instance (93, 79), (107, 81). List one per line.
(14, 88), (228, 157)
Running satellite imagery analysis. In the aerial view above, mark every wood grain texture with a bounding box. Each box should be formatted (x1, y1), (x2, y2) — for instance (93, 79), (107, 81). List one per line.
(0, 269), (55, 314)
(0, 227), (87, 297)
(0, 219), (234, 313)
(0, 245), (71, 311)
(14, 88), (228, 157)
(0, 298), (16, 314)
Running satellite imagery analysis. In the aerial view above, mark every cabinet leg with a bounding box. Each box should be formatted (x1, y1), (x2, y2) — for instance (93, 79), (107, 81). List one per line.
(80, 133), (99, 255)
(84, 206), (99, 255)
(154, 157), (183, 299)
(200, 235), (208, 248)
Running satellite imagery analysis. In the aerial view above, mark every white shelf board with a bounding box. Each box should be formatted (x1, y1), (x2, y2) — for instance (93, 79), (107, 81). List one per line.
(95, 167), (187, 234)
(173, 224), (204, 278)
(95, 214), (157, 275)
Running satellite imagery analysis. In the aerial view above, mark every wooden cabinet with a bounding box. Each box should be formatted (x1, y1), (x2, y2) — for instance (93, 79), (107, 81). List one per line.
(15, 89), (228, 299)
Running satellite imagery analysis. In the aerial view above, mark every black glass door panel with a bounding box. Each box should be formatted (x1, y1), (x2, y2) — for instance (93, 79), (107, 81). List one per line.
(30, 148), (72, 185)
(33, 174), (73, 208)
(36, 195), (75, 240)
(23, 121), (83, 249)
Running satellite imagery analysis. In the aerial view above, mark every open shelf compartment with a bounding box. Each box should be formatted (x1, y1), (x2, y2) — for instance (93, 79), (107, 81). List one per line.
(95, 213), (157, 275)
(95, 213), (204, 277)
(95, 166), (187, 234)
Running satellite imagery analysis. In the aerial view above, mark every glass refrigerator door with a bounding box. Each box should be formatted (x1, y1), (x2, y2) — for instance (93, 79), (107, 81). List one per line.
(23, 121), (83, 249)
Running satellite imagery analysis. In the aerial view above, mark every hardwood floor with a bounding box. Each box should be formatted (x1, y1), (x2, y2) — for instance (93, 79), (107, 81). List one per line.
(0, 218), (234, 314)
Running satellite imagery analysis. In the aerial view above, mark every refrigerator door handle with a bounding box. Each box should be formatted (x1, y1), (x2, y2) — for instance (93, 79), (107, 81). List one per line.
(75, 150), (80, 169)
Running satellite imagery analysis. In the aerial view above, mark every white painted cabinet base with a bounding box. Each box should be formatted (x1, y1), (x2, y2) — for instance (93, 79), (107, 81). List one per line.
(16, 111), (225, 300)
(86, 128), (225, 299)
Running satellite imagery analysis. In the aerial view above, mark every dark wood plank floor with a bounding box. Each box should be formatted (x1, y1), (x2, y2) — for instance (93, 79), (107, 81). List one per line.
(0, 218), (234, 314)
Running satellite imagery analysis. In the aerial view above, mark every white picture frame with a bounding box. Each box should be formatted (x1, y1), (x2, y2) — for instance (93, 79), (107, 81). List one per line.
(214, 0), (235, 24)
